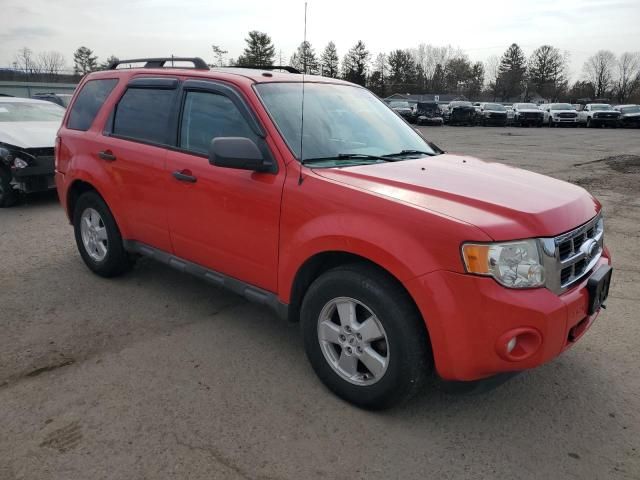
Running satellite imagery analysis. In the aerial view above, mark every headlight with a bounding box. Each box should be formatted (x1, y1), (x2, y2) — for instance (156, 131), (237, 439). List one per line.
(13, 157), (29, 169)
(461, 239), (545, 289)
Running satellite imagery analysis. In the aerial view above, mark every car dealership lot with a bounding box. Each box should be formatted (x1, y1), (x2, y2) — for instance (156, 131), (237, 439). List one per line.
(1, 127), (639, 479)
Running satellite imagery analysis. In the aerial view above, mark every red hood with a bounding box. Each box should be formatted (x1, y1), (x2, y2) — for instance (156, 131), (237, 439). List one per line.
(313, 154), (600, 240)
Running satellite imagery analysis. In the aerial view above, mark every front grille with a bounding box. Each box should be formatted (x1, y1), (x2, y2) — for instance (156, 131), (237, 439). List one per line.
(546, 214), (604, 293)
(558, 113), (577, 118)
(524, 112), (542, 118)
(490, 113), (506, 118)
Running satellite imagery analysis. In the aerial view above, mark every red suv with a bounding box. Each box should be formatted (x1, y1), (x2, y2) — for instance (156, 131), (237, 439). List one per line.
(56, 58), (612, 409)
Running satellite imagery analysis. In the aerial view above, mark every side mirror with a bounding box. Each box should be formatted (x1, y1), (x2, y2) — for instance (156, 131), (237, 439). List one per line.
(209, 137), (275, 173)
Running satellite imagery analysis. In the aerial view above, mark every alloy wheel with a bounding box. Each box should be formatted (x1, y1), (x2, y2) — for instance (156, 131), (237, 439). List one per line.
(317, 297), (389, 386)
(80, 207), (108, 262)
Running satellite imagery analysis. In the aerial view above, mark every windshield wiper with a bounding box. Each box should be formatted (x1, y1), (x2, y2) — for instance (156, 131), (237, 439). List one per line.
(301, 153), (392, 165)
(381, 149), (435, 158)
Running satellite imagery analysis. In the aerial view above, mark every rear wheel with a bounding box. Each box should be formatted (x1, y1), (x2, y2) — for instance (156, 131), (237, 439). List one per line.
(0, 168), (18, 208)
(73, 191), (134, 277)
(301, 264), (432, 409)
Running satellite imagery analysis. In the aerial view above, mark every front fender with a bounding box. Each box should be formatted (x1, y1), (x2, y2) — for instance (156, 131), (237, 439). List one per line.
(277, 168), (491, 303)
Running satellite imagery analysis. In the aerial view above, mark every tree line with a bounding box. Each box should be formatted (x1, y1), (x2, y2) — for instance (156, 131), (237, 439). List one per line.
(5, 35), (640, 103)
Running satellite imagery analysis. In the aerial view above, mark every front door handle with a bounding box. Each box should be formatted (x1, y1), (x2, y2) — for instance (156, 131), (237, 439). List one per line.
(172, 170), (197, 183)
(98, 150), (116, 161)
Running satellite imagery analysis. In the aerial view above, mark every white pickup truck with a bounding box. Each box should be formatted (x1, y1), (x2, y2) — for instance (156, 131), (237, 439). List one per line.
(577, 104), (621, 128)
(540, 103), (578, 127)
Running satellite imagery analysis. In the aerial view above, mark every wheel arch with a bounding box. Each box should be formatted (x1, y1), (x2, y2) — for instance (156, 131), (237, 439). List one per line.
(287, 250), (425, 331)
(66, 179), (104, 221)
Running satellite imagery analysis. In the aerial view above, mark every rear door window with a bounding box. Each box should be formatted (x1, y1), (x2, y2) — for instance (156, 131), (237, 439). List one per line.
(67, 79), (118, 131)
(112, 88), (176, 145)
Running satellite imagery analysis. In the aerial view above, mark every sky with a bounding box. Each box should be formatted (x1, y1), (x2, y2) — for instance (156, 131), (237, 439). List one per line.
(2, 0), (639, 81)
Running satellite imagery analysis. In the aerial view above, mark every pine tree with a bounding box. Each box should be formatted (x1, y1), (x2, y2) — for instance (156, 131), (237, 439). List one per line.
(496, 43), (527, 100)
(73, 46), (98, 75)
(236, 31), (275, 67)
(388, 49), (417, 91)
(342, 41), (370, 86)
(528, 45), (567, 101)
(320, 41), (339, 78)
(290, 41), (318, 74)
(99, 55), (119, 70)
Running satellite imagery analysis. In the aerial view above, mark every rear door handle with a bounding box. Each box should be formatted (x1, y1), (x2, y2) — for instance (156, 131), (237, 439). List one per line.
(172, 170), (197, 183)
(98, 150), (116, 161)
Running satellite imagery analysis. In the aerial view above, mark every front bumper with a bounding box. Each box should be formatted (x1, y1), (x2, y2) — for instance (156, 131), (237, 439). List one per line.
(592, 117), (619, 124)
(12, 156), (56, 193)
(407, 249), (611, 381)
(553, 117), (578, 123)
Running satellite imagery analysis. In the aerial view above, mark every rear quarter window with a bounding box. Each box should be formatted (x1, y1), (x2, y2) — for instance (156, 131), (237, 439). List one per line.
(67, 79), (118, 131)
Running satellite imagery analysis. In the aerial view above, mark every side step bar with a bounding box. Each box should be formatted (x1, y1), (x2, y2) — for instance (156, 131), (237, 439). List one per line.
(123, 240), (289, 321)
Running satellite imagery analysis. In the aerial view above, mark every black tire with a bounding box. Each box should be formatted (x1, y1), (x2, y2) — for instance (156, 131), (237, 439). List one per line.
(586, 118), (592, 128)
(73, 191), (134, 277)
(0, 168), (18, 208)
(548, 118), (554, 127)
(301, 264), (432, 409)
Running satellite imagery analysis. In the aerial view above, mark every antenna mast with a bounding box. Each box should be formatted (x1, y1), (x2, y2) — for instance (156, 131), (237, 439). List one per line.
(298, 2), (308, 185)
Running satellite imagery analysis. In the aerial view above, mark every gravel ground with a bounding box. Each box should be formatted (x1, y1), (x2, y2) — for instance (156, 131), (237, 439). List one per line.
(1, 126), (639, 480)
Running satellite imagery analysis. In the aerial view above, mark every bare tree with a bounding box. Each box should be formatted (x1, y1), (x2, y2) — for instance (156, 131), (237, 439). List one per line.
(615, 52), (640, 103)
(14, 47), (40, 74)
(37, 51), (66, 79)
(583, 50), (616, 98)
(410, 44), (461, 87)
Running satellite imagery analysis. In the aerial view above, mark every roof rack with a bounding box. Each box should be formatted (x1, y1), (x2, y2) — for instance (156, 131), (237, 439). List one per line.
(108, 57), (209, 70)
(228, 65), (301, 74)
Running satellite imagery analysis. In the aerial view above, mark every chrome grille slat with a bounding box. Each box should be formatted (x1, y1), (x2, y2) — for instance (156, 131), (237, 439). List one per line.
(542, 214), (604, 294)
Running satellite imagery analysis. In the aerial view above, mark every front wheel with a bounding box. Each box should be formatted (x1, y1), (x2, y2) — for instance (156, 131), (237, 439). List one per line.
(301, 264), (432, 409)
(586, 118), (592, 128)
(73, 191), (134, 277)
(0, 168), (18, 208)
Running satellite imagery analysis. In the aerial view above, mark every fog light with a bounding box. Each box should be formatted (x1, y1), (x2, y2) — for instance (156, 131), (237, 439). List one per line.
(506, 337), (517, 353)
(13, 157), (28, 169)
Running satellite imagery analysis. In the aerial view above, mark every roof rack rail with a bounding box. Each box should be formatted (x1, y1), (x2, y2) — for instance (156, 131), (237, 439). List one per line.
(108, 57), (209, 70)
(228, 65), (301, 74)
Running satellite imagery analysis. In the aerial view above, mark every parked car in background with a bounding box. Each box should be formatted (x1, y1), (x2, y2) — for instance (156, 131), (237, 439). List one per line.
(389, 100), (416, 123)
(0, 97), (65, 206)
(33, 92), (74, 108)
(541, 103), (579, 127)
(512, 103), (544, 127)
(443, 101), (476, 125)
(577, 104), (620, 128)
(505, 105), (515, 125)
(477, 103), (508, 126)
(414, 101), (443, 126)
(55, 57), (612, 409)
(614, 104), (640, 128)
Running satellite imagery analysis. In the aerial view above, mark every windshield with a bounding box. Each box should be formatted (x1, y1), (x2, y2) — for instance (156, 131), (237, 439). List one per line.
(590, 104), (611, 111)
(621, 106), (640, 113)
(551, 103), (574, 110)
(389, 101), (410, 109)
(450, 101), (472, 107)
(516, 103), (537, 109)
(0, 101), (65, 122)
(484, 103), (506, 111)
(255, 83), (434, 163)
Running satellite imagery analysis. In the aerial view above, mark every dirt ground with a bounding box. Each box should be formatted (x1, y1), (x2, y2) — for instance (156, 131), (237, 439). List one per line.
(1, 126), (639, 480)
